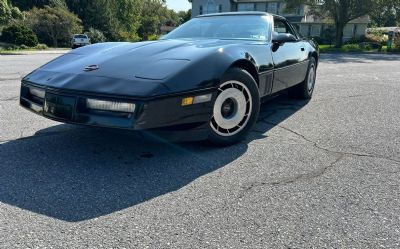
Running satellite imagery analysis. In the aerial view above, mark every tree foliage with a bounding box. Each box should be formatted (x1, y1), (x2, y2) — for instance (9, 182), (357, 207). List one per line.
(138, 0), (171, 40)
(9, 0), (51, 10)
(85, 27), (106, 44)
(66, 0), (142, 41)
(370, 0), (400, 27)
(177, 10), (192, 25)
(7, 0), (189, 46)
(0, 24), (38, 46)
(1, 0), (23, 26)
(25, 6), (82, 47)
(285, 0), (375, 47)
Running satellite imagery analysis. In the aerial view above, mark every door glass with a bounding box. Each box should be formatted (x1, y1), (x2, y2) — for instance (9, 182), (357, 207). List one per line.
(274, 19), (296, 36)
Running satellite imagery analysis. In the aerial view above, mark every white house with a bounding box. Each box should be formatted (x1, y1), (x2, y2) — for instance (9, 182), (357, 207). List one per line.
(188, 0), (369, 41)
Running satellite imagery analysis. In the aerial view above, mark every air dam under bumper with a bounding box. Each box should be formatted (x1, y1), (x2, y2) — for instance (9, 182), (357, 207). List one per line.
(20, 83), (216, 141)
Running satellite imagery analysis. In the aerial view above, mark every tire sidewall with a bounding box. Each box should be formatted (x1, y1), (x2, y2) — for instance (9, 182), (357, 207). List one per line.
(303, 57), (317, 98)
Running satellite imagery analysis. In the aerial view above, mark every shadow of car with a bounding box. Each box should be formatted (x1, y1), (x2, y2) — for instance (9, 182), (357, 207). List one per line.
(0, 96), (308, 222)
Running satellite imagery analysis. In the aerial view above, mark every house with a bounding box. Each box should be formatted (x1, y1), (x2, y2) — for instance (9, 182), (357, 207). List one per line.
(188, 0), (369, 41)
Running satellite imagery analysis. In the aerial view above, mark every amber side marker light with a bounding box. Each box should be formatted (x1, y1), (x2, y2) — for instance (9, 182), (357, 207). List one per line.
(181, 94), (212, 106)
(182, 97), (194, 106)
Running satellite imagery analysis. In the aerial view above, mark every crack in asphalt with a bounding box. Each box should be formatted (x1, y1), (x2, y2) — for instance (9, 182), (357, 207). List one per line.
(0, 78), (21, 81)
(269, 155), (345, 186)
(312, 93), (378, 103)
(0, 96), (19, 102)
(238, 155), (345, 199)
(240, 112), (400, 197)
(260, 119), (400, 165)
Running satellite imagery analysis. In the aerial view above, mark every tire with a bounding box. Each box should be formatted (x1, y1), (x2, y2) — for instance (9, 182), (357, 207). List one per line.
(289, 57), (317, 99)
(208, 67), (260, 146)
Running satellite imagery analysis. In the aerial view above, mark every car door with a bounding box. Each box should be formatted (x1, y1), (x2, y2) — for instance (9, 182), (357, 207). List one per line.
(271, 17), (308, 93)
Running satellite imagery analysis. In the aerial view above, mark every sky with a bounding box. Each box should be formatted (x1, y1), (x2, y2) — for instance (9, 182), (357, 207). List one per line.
(166, 0), (192, 12)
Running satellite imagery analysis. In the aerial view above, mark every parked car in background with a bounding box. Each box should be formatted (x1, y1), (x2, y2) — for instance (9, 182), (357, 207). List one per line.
(71, 34), (90, 49)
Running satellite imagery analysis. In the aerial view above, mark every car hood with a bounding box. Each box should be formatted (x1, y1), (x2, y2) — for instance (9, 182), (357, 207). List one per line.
(33, 39), (247, 80)
(23, 39), (247, 97)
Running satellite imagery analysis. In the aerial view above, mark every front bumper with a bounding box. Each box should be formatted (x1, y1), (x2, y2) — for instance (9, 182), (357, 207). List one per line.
(20, 82), (216, 140)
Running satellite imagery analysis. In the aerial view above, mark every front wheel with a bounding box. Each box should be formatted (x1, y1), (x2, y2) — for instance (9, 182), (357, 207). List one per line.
(208, 68), (260, 146)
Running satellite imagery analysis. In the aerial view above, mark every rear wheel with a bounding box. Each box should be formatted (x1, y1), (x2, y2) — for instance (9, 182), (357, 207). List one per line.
(289, 57), (317, 99)
(208, 68), (260, 146)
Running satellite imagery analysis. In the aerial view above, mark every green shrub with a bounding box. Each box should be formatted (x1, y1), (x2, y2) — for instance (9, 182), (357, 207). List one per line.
(85, 28), (106, 44)
(147, 34), (160, 41)
(19, 44), (29, 49)
(0, 25), (38, 47)
(345, 37), (362, 45)
(342, 44), (362, 51)
(320, 27), (335, 45)
(35, 43), (48, 50)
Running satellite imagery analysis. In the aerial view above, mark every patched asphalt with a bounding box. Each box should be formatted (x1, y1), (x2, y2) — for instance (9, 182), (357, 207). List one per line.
(1, 53), (400, 248)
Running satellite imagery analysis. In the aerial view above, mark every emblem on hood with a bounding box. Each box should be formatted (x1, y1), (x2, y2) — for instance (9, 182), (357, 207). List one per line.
(83, 65), (99, 72)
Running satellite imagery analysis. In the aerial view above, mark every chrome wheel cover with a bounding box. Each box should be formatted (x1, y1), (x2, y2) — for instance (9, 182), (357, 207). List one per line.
(307, 65), (316, 92)
(210, 81), (252, 137)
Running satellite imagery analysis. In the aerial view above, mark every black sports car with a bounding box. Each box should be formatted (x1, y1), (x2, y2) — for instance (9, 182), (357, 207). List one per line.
(20, 12), (318, 145)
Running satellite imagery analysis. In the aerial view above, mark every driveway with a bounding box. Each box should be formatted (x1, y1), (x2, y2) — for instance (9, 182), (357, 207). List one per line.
(0, 53), (399, 248)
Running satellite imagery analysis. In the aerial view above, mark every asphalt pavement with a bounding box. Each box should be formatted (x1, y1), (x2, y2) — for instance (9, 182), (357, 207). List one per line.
(1, 52), (400, 248)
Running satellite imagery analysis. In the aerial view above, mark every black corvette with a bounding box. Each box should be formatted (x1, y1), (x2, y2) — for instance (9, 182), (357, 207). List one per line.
(20, 12), (318, 145)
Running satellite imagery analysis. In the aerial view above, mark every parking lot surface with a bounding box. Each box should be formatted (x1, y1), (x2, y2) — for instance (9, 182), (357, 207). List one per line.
(1, 53), (400, 248)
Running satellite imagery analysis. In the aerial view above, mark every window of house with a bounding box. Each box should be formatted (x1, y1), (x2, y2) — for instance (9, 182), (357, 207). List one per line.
(199, 5), (203, 15)
(277, 2), (286, 15)
(266, 2), (278, 14)
(238, 3), (255, 11)
(310, 25), (321, 36)
(206, 0), (216, 14)
(219, 4), (223, 13)
(343, 24), (355, 38)
(299, 25), (309, 36)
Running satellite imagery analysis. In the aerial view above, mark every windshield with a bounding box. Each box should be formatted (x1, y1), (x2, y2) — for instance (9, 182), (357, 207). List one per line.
(74, 35), (88, 39)
(162, 15), (270, 41)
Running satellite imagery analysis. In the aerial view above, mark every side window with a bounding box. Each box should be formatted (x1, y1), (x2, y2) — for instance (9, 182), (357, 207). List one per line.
(274, 19), (297, 38)
(290, 23), (303, 39)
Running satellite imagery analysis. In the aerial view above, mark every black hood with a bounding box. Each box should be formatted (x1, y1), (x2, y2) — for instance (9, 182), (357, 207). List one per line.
(32, 39), (243, 80)
(23, 39), (247, 97)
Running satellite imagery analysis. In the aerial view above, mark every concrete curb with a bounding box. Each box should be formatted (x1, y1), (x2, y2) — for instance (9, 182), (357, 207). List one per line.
(0, 50), (70, 55)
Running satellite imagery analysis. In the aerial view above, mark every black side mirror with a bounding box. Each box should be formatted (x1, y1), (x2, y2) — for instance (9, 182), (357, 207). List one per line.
(272, 33), (297, 45)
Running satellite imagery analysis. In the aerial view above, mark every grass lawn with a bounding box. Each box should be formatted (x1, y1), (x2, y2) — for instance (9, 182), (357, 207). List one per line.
(318, 44), (399, 53)
(0, 47), (70, 54)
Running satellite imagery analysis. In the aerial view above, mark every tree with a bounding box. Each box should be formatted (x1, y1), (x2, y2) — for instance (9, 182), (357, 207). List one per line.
(66, 0), (142, 41)
(1, 0), (23, 26)
(9, 0), (50, 10)
(26, 6), (82, 47)
(138, 0), (169, 40)
(177, 9), (192, 25)
(285, 0), (375, 47)
(85, 27), (106, 43)
(370, 0), (400, 27)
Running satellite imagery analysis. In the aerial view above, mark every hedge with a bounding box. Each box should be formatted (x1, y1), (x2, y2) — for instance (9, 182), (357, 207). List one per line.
(1, 25), (39, 47)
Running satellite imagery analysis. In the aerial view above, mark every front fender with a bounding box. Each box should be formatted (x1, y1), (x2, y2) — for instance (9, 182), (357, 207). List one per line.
(164, 43), (274, 93)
